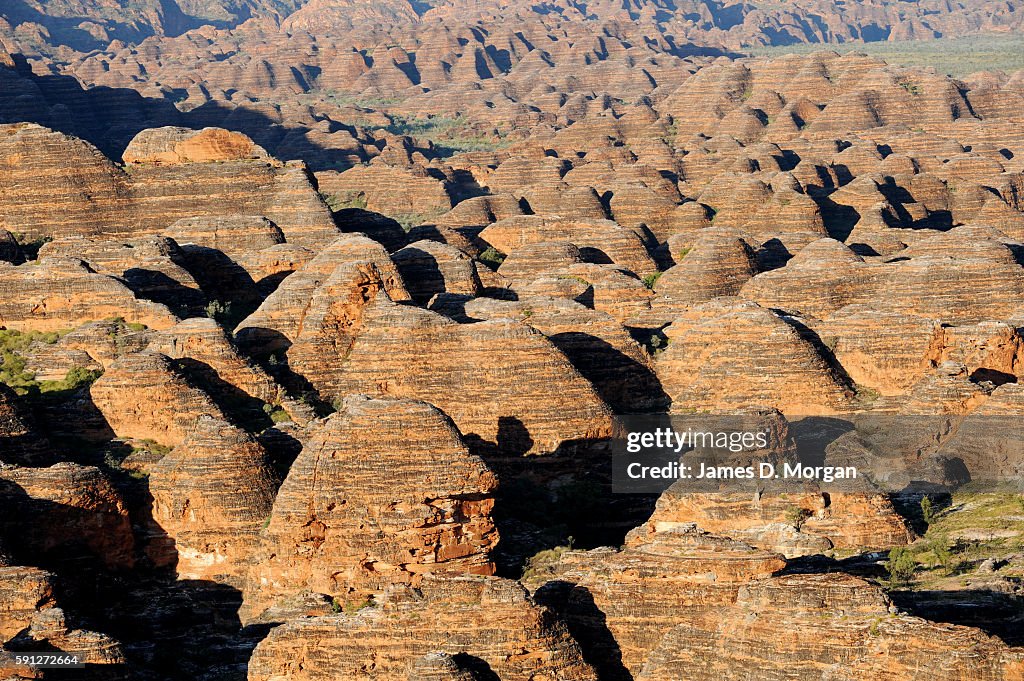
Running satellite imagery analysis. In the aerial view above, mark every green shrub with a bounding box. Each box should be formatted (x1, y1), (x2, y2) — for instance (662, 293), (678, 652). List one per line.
(263, 403), (291, 424)
(204, 300), (232, 325)
(11, 234), (52, 260)
(784, 506), (813, 530)
(920, 495), (934, 525)
(641, 272), (663, 289)
(478, 246), (506, 269)
(322, 192), (367, 212)
(887, 546), (918, 585)
(39, 366), (103, 394)
(522, 545), (571, 582)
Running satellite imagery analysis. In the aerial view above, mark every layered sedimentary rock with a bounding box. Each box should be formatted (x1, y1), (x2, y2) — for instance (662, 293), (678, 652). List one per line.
(0, 124), (340, 249)
(316, 164), (452, 216)
(497, 241), (584, 288)
(244, 396), (497, 618)
(0, 385), (51, 466)
(122, 127), (270, 164)
(148, 317), (281, 405)
(235, 234), (410, 355)
(248, 575), (596, 681)
(654, 231), (757, 313)
(528, 527), (787, 677)
(392, 239), (482, 303)
(38, 235), (205, 312)
(525, 263), (657, 326)
(164, 215), (286, 261)
(629, 486), (911, 557)
(90, 351), (227, 447)
(0, 463), (134, 570)
(457, 296), (668, 413)
(657, 299), (852, 414)
(638, 574), (1024, 681)
(147, 415), (277, 584)
(479, 216), (657, 276)
(0, 123), (130, 240)
(0, 563), (55, 641)
(304, 288), (613, 455)
(0, 257), (177, 332)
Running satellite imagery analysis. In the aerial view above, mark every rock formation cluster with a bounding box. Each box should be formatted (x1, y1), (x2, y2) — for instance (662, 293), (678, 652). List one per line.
(1, 2), (1024, 679)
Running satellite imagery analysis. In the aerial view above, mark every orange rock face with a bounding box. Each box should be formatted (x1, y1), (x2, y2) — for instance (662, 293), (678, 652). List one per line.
(3, 4), (1024, 677)
(243, 396), (498, 619)
(122, 127), (270, 165)
(248, 575), (598, 681)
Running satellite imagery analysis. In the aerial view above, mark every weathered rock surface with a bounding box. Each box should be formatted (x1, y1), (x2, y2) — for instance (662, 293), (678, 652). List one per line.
(657, 299), (852, 414)
(248, 575), (597, 681)
(638, 574), (1024, 681)
(307, 289), (614, 455)
(164, 215), (285, 262)
(122, 127), (270, 165)
(392, 239), (482, 304)
(148, 317), (281, 406)
(0, 385), (51, 466)
(90, 351), (227, 447)
(0, 463), (134, 570)
(0, 124), (340, 249)
(0, 257), (177, 332)
(479, 216), (657, 276)
(629, 486), (911, 558)
(244, 396), (497, 619)
(456, 296), (668, 413)
(147, 415), (277, 585)
(38, 235), (205, 313)
(235, 234), (410, 356)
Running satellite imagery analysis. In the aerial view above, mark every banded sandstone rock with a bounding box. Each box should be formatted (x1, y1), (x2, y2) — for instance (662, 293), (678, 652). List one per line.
(313, 290), (614, 455)
(244, 396), (497, 619)
(235, 234), (410, 355)
(164, 215), (285, 261)
(392, 239), (482, 304)
(90, 351), (227, 447)
(479, 215), (656, 276)
(629, 486), (911, 558)
(0, 385), (51, 466)
(38, 236), (205, 313)
(122, 127), (270, 164)
(527, 527), (786, 678)
(0, 258), (177, 333)
(148, 317), (281, 406)
(148, 415), (277, 584)
(638, 574), (1024, 681)
(657, 299), (852, 414)
(0, 463), (134, 570)
(248, 575), (597, 681)
(458, 296), (668, 413)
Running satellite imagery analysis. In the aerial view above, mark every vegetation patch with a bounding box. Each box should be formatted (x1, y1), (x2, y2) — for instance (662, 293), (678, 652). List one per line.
(478, 246), (507, 269)
(747, 35), (1024, 78)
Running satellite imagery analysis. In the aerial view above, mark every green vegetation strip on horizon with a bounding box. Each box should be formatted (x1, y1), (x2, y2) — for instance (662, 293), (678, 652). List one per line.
(747, 35), (1024, 78)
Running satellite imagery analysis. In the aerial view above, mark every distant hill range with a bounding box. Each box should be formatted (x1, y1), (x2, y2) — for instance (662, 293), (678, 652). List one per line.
(3, 0), (1022, 54)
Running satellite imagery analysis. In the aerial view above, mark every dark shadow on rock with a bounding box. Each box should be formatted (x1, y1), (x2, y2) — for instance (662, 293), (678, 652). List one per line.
(392, 246), (446, 304)
(451, 653), (501, 681)
(497, 416), (534, 457)
(534, 581), (633, 681)
(756, 237), (795, 270)
(546, 332), (669, 413)
(889, 589), (1024, 646)
(177, 245), (263, 317)
(332, 208), (409, 252)
(813, 194), (860, 242)
(172, 357), (271, 431)
(120, 268), (207, 316)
